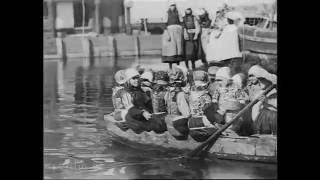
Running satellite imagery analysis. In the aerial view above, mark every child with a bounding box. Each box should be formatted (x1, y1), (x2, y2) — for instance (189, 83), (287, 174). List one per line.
(140, 71), (154, 98)
(188, 70), (222, 142)
(212, 67), (248, 135)
(152, 71), (170, 113)
(207, 66), (220, 96)
(164, 67), (191, 140)
(112, 70), (127, 121)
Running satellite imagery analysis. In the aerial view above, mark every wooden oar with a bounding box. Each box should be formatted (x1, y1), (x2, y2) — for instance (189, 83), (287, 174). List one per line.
(183, 84), (276, 159)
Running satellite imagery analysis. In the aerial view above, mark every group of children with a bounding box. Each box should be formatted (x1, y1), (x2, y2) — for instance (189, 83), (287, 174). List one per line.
(111, 64), (277, 142)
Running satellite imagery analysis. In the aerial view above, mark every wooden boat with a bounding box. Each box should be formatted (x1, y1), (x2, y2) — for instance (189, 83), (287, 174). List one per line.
(238, 17), (277, 55)
(104, 113), (277, 163)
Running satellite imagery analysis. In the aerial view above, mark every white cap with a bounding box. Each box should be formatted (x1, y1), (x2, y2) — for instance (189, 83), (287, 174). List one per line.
(175, 65), (188, 81)
(226, 11), (243, 21)
(216, 67), (231, 80)
(248, 65), (277, 84)
(232, 73), (245, 88)
(114, 70), (126, 85)
(140, 71), (153, 82)
(124, 68), (140, 82)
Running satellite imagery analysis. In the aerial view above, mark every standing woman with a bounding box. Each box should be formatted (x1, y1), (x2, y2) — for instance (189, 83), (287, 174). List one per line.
(207, 11), (242, 76)
(197, 8), (211, 67)
(182, 8), (201, 70)
(162, 3), (184, 69)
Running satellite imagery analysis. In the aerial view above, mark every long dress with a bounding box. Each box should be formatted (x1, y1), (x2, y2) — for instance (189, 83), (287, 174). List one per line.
(206, 24), (242, 63)
(162, 10), (184, 63)
(198, 13), (212, 59)
(182, 15), (201, 61)
(164, 87), (191, 140)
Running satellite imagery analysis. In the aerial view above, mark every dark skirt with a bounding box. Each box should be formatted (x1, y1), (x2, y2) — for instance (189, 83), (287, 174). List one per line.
(188, 116), (219, 142)
(162, 55), (184, 63)
(184, 33), (202, 61)
(165, 115), (189, 140)
(149, 113), (168, 134)
(254, 108), (277, 135)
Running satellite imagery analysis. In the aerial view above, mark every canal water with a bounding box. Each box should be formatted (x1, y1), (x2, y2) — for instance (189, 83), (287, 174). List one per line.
(43, 56), (277, 179)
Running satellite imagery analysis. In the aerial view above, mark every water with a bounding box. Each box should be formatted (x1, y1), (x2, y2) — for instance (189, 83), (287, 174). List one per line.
(43, 56), (277, 179)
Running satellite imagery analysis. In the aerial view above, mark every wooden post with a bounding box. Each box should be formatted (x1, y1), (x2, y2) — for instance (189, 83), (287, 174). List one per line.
(126, 7), (132, 34)
(47, 0), (56, 37)
(94, 0), (101, 34)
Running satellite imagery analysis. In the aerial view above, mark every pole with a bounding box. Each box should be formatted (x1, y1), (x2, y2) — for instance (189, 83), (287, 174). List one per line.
(94, 0), (101, 34)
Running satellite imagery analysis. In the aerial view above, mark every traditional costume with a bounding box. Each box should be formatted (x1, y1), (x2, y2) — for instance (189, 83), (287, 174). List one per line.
(187, 70), (222, 142)
(198, 8), (211, 65)
(247, 65), (277, 135)
(182, 8), (201, 69)
(212, 67), (249, 135)
(164, 67), (191, 140)
(162, 4), (184, 65)
(206, 12), (242, 75)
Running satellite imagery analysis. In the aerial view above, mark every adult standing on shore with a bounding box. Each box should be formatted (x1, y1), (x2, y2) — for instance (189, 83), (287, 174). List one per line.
(162, 3), (184, 69)
(182, 8), (201, 70)
(206, 11), (243, 76)
(197, 8), (211, 67)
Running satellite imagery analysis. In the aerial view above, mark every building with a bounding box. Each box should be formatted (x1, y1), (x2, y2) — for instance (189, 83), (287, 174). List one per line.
(43, 0), (126, 37)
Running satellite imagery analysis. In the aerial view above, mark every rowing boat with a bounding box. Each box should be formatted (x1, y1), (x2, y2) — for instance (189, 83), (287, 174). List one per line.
(104, 113), (277, 163)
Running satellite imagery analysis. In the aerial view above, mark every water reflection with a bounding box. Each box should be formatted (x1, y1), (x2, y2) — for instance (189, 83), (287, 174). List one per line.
(43, 57), (277, 179)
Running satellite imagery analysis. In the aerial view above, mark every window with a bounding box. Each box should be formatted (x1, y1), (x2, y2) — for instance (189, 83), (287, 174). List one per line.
(73, 1), (92, 27)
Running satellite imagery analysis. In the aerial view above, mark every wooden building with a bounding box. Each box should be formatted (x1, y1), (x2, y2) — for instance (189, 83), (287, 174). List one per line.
(43, 0), (126, 37)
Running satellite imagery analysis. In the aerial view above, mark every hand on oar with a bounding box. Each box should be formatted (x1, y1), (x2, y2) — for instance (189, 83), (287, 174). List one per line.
(182, 84), (276, 159)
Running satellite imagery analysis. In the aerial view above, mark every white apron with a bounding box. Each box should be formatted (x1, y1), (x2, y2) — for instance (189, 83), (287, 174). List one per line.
(206, 24), (242, 62)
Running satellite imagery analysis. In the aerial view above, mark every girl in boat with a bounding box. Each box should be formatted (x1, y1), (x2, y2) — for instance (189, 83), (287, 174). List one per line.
(188, 70), (223, 142)
(121, 68), (154, 134)
(140, 71), (154, 98)
(162, 3), (184, 69)
(231, 73), (254, 136)
(112, 69), (127, 121)
(206, 11), (243, 76)
(197, 8), (211, 67)
(212, 67), (249, 135)
(247, 65), (277, 135)
(207, 66), (220, 97)
(182, 8), (201, 70)
(152, 71), (170, 113)
(164, 67), (191, 140)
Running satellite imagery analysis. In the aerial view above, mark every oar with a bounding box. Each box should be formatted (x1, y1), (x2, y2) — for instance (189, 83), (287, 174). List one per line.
(183, 84), (276, 159)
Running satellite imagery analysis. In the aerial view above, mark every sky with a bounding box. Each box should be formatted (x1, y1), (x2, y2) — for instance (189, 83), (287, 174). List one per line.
(126, 0), (276, 23)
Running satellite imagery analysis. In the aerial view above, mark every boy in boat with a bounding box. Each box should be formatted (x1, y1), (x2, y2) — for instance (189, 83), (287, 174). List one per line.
(164, 66), (191, 140)
(212, 67), (249, 136)
(188, 70), (223, 142)
(247, 65), (277, 135)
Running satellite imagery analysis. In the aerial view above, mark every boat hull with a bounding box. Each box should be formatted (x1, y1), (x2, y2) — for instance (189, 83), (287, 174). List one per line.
(238, 25), (277, 55)
(104, 114), (277, 163)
